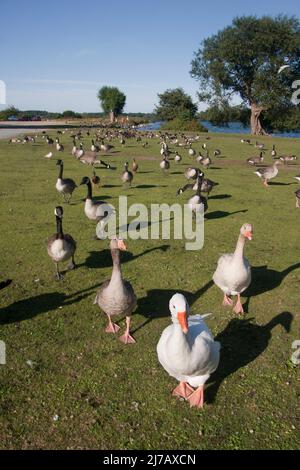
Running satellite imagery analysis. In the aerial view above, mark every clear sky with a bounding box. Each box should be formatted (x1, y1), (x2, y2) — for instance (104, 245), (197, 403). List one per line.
(0, 0), (299, 113)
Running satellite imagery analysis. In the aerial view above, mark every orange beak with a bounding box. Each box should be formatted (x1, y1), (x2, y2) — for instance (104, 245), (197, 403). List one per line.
(177, 311), (188, 334)
(117, 239), (127, 251)
(245, 231), (253, 240)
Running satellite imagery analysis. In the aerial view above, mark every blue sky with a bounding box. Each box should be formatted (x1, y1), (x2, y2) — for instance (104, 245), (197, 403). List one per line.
(0, 0), (299, 113)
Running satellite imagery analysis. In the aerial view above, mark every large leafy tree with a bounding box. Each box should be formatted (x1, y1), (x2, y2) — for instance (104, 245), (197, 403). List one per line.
(155, 88), (198, 121)
(190, 15), (300, 134)
(97, 86), (126, 121)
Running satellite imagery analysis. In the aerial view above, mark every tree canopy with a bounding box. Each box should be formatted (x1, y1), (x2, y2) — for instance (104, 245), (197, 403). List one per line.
(154, 88), (198, 121)
(97, 86), (126, 117)
(190, 15), (300, 134)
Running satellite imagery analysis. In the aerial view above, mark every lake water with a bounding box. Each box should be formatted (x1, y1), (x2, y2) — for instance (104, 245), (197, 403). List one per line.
(137, 120), (300, 138)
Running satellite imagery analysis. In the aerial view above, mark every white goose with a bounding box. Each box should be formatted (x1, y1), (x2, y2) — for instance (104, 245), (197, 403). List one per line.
(157, 293), (220, 408)
(213, 223), (253, 314)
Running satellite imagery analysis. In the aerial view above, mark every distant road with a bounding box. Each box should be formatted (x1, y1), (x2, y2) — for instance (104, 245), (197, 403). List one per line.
(0, 128), (47, 140)
(0, 120), (73, 140)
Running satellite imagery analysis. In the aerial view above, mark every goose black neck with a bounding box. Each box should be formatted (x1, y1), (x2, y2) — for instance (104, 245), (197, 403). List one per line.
(56, 216), (64, 239)
(86, 179), (92, 199)
(58, 164), (63, 179)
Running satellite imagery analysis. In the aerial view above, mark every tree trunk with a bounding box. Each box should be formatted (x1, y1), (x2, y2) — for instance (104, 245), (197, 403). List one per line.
(250, 103), (268, 135)
(109, 110), (115, 123)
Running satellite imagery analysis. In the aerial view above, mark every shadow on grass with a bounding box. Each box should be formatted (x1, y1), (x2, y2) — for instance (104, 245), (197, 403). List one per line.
(242, 263), (300, 312)
(206, 312), (293, 403)
(0, 284), (98, 324)
(132, 279), (214, 334)
(205, 209), (247, 220)
(83, 244), (170, 270)
(269, 182), (295, 186)
(208, 194), (231, 200)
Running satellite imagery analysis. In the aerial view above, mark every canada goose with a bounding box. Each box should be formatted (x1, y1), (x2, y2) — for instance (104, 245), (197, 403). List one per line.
(187, 173), (208, 217)
(55, 160), (77, 203)
(271, 145), (277, 158)
(241, 139), (251, 144)
(294, 175), (300, 182)
(91, 139), (100, 152)
(74, 143), (84, 159)
(79, 153), (101, 166)
(255, 141), (264, 150)
(177, 174), (217, 197)
(254, 161), (282, 187)
(56, 138), (64, 152)
(174, 151), (182, 162)
(47, 206), (76, 280)
(160, 155), (170, 172)
(94, 238), (137, 344)
(91, 170), (100, 189)
(184, 167), (198, 180)
(157, 293), (220, 407)
(119, 136), (125, 146)
(279, 155), (297, 164)
(247, 151), (264, 165)
(213, 223), (253, 314)
(201, 151), (211, 169)
(100, 140), (114, 152)
(100, 160), (112, 170)
(46, 135), (54, 145)
(80, 177), (113, 233)
(214, 149), (221, 157)
(121, 162), (133, 186)
(71, 139), (77, 156)
(188, 144), (196, 157)
(132, 158), (138, 173)
(196, 152), (205, 164)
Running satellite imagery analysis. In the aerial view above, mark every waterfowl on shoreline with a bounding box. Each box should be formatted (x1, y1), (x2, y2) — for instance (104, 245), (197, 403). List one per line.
(188, 173), (208, 217)
(121, 162), (133, 186)
(91, 170), (100, 189)
(94, 238), (137, 344)
(47, 206), (76, 280)
(157, 293), (220, 408)
(80, 176), (111, 226)
(271, 145), (277, 158)
(279, 155), (297, 164)
(160, 155), (170, 172)
(254, 161), (282, 187)
(132, 158), (139, 173)
(213, 223), (253, 314)
(174, 151), (182, 162)
(247, 152), (264, 165)
(55, 160), (77, 203)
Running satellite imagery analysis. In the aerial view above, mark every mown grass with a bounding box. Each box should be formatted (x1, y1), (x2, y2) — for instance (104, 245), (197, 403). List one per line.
(0, 129), (299, 449)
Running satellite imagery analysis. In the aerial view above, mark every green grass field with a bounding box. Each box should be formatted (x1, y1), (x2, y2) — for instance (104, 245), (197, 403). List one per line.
(0, 130), (299, 450)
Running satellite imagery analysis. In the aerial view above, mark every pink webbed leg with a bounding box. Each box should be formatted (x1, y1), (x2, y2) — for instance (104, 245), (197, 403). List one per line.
(119, 316), (135, 344)
(188, 385), (204, 408)
(263, 179), (269, 187)
(105, 314), (120, 333)
(222, 293), (233, 307)
(233, 293), (244, 315)
(172, 381), (194, 399)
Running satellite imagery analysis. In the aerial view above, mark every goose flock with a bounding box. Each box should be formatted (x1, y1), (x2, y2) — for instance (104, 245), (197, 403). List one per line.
(4, 127), (299, 410)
